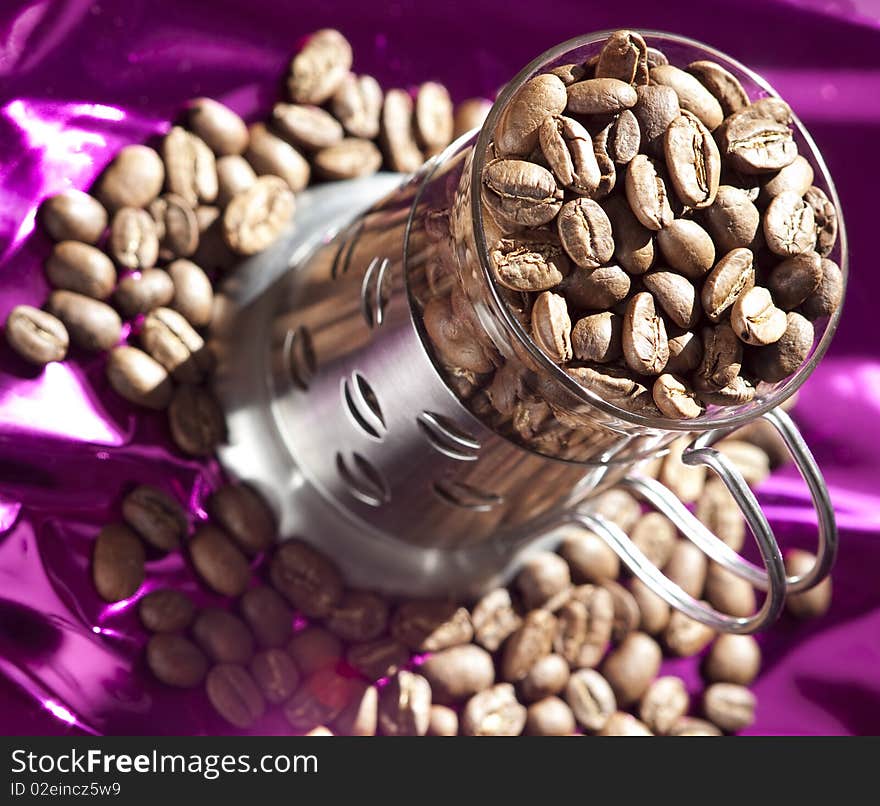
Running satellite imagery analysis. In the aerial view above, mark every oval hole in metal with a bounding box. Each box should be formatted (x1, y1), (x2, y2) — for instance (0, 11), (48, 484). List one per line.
(286, 325), (316, 391)
(342, 373), (386, 439)
(336, 451), (390, 507)
(330, 220), (362, 280)
(433, 479), (503, 512)
(417, 412), (480, 461)
(360, 257), (391, 329)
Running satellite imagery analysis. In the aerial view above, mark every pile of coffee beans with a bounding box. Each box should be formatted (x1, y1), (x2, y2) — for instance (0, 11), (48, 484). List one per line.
(475, 29), (842, 420)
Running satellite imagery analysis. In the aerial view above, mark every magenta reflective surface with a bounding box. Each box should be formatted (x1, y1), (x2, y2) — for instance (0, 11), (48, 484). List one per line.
(1, 0), (879, 735)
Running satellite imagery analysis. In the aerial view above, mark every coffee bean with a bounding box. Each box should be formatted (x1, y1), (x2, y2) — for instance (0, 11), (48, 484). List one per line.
(630, 512), (676, 569)
(482, 158), (563, 229)
(803, 185), (838, 257)
(421, 644), (495, 705)
(206, 664), (265, 729)
(665, 110), (721, 208)
(270, 539), (343, 619)
(284, 670), (352, 730)
(565, 364), (659, 416)
(141, 307), (211, 383)
(721, 115), (797, 175)
(718, 439), (771, 487)
(204, 484), (275, 558)
(489, 233), (569, 293)
(731, 286), (787, 345)
(704, 185), (762, 253)
(41, 189), (107, 244)
(168, 384), (226, 456)
(665, 540), (708, 599)
(703, 682), (755, 732)
(768, 251), (822, 311)
(801, 257), (843, 320)
(695, 323), (742, 391)
(522, 696), (575, 736)
(563, 668), (615, 732)
(163, 126), (218, 207)
(704, 633), (761, 685)
(332, 73), (384, 139)
(516, 551), (571, 609)
(313, 138), (383, 180)
(287, 29), (352, 105)
(501, 609), (556, 682)
(379, 88), (424, 172)
(378, 671), (432, 736)
(391, 600), (473, 654)
(414, 82), (453, 156)
(705, 563), (756, 618)
(539, 114), (600, 195)
(530, 291), (572, 364)
(760, 155), (814, 203)
(600, 631), (661, 707)
(561, 527), (620, 583)
(784, 549), (832, 619)
(471, 588), (522, 652)
(239, 586), (292, 649)
(139, 588), (195, 633)
(422, 294), (495, 374)
(601, 580), (641, 644)
(660, 436), (707, 503)
(92, 523), (145, 602)
(345, 637), (407, 681)
(47, 290), (121, 352)
(650, 64), (723, 130)
(146, 633), (207, 688)
(602, 195), (655, 274)
(288, 627), (342, 676)
(461, 683), (527, 736)
(44, 240), (114, 300)
(553, 598), (587, 666)
(557, 198), (614, 268)
(271, 103), (343, 152)
(653, 373), (703, 419)
(114, 270), (174, 318)
(5, 305), (68, 365)
(167, 259), (213, 328)
(427, 704), (459, 736)
(571, 311), (622, 363)
(695, 478), (745, 551)
(567, 78), (638, 115)
(223, 175), (295, 255)
(95, 145), (164, 211)
(738, 96), (793, 126)
(519, 654), (570, 702)
(630, 577), (671, 635)
(646, 47), (669, 68)
(246, 123), (310, 192)
(764, 191), (816, 257)
(657, 219), (715, 279)
(592, 127), (617, 197)
(598, 711), (653, 735)
(250, 648), (300, 704)
(106, 346), (173, 410)
(640, 675), (689, 735)
(668, 716), (722, 736)
(701, 247), (755, 322)
(323, 590), (387, 643)
(571, 584), (616, 666)
(121, 484), (186, 551)
(686, 60), (749, 117)
(664, 608), (715, 657)
(563, 264), (631, 310)
(109, 207), (159, 270)
(215, 156), (257, 208)
(625, 154), (674, 230)
(332, 681), (378, 736)
(186, 97), (249, 156)
(665, 330), (703, 375)
(496, 74), (567, 157)
(644, 270), (700, 329)
(622, 291), (669, 375)
(749, 311), (813, 382)
(189, 524), (250, 597)
(596, 30), (649, 84)
(633, 84), (680, 157)
(452, 97), (491, 140)
(149, 194), (199, 261)
(193, 607), (255, 664)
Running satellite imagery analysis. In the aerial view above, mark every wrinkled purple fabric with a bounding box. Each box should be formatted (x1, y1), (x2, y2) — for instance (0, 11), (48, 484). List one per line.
(1, 0), (879, 736)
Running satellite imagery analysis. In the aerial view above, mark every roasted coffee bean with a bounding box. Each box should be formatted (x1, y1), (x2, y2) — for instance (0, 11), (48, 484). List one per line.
(717, 439), (770, 486)
(650, 64), (723, 130)
(517, 551), (571, 609)
(550, 63), (588, 85)
(122, 484), (186, 551)
(422, 294), (494, 373)
(625, 154), (674, 230)
(630, 512), (677, 569)
(525, 696), (576, 736)
(168, 383), (226, 456)
(564, 668), (616, 732)
(324, 590), (388, 643)
(571, 584), (615, 666)
(665, 110), (720, 208)
(633, 83), (680, 157)
(593, 488), (642, 532)
(240, 586), (293, 649)
(414, 82), (453, 155)
(482, 158), (563, 229)
(139, 588), (195, 633)
(801, 257), (843, 320)
(567, 78), (637, 115)
(288, 627), (342, 676)
(669, 716), (722, 736)
(106, 346), (172, 409)
(47, 290), (121, 352)
(563, 264), (630, 310)
(520, 654), (570, 702)
(665, 330), (703, 375)
(114, 270), (174, 318)
(784, 549), (832, 618)
(379, 88), (424, 173)
(421, 644), (495, 705)
(489, 233), (569, 292)
(391, 599), (473, 652)
(695, 478), (745, 551)
(630, 578), (671, 635)
(168, 259), (213, 328)
(731, 286), (787, 345)
(332, 681), (378, 736)
(566, 364), (659, 416)
(141, 307), (211, 383)
(695, 323), (742, 390)
(189, 525), (250, 597)
(572, 311), (622, 363)
(149, 194), (199, 261)
(206, 664), (265, 728)
(346, 637), (407, 681)
(553, 599), (588, 666)
(271, 103), (343, 152)
(704, 185), (762, 253)
(270, 539), (343, 619)
(5, 305), (68, 365)
(644, 270), (699, 329)
(452, 97), (492, 139)
(332, 74), (384, 139)
(749, 311), (813, 382)
(600, 632), (661, 707)
(501, 609), (556, 682)
(601, 580), (641, 644)
(215, 156), (257, 207)
(622, 291), (669, 375)
(461, 683), (527, 736)
(592, 127), (617, 198)
(608, 109), (641, 163)
(737, 96), (793, 125)
(207, 484), (275, 556)
(193, 608), (255, 664)
(378, 671), (432, 736)
(539, 114), (600, 195)
(163, 126), (218, 207)
(653, 373), (702, 419)
(471, 588), (522, 652)
(646, 46), (669, 68)
(764, 191), (816, 256)
(598, 711), (653, 736)
(721, 115), (797, 175)
(95, 145), (164, 211)
(531, 291), (572, 364)
(703, 682), (756, 732)
(108, 207), (159, 270)
(223, 175), (295, 255)
(803, 185), (838, 257)
(760, 155), (814, 203)
(146, 633), (207, 688)
(556, 198), (614, 268)
(41, 189), (107, 243)
(702, 247), (755, 322)
(186, 97), (249, 156)
(596, 30), (649, 84)
(287, 29), (352, 105)
(660, 436), (707, 503)
(706, 563), (756, 617)
(664, 608), (715, 657)
(246, 123), (310, 192)
(496, 73), (567, 157)
(284, 670), (352, 730)
(427, 704), (459, 737)
(92, 523), (145, 602)
(665, 540), (708, 599)
(768, 251), (822, 310)
(602, 195), (655, 275)
(45, 240), (115, 299)
(697, 375), (756, 406)
(687, 60), (749, 117)
(561, 528), (619, 583)
(704, 633), (761, 685)
(313, 138), (382, 180)
(250, 648), (300, 705)
(657, 219), (715, 279)
(640, 675), (690, 735)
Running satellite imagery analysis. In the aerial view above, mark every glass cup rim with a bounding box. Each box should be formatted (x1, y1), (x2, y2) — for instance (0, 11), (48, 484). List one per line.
(469, 29), (848, 433)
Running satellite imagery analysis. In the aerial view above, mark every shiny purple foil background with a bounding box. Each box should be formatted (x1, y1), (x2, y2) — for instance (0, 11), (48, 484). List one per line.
(1, 0), (879, 735)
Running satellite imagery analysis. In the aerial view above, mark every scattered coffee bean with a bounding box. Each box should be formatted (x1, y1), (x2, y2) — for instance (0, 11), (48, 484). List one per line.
(141, 307), (211, 383)
(414, 81), (453, 155)
(186, 97), (249, 156)
(421, 644), (495, 704)
(163, 126), (218, 207)
(461, 683), (527, 736)
(525, 696), (576, 736)
(764, 190), (816, 256)
(452, 98), (492, 139)
(121, 484), (187, 551)
(284, 670), (352, 730)
(146, 633), (207, 688)
(189, 524), (251, 597)
(215, 156), (257, 208)
(168, 259), (214, 328)
(519, 653), (570, 702)
(622, 291), (669, 375)
(47, 290), (121, 352)
(192, 607), (255, 664)
(669, 716), (722, 736)
(471, 588), (522, 652)
(95, 145), (164, 211)
(109, 207), (159, 270)
(324, 590), (388, 643)
(784, 549), (832, 619)
(206, 663), (266, 728)
(639, 675), (689, 735)
(704, 633), (761, 685)
(92, 523), (145, 602)
(560, 527), (620, 583)
(168, 384), (227, 456)
(630, 512), (677, 570)
(41, 189), (108, 243)
(250, 648), (300, 704)
(223, 175), (295, 255)
(600, 631), (661, 706)
(114, 270), (175, 318)
(139, 588), (195, 633)
(288, 626), (342, 677)
(630, 577), (671, 635)
(271, 103), (343, 152)
(391, 599), (473, 652)
(270, 539), (343, 619)
(332, 74), (384, 139)
(749, 311), (813, 382)
(496, 73), (567, 157)
(207, 483), (276, 556)
(686, 60), (749, 117)
(516, 551), (571, 609)
(246, 123), (310, 192)
(660, 436), (707, 503)
(45, 240), (116, 299)
(287, 29), (352, 105)
(106, 346), (173, 410)
(665, 540), (708, 599)
(378, 671), (432, 736)
(332, 681), (378, 736)
(703, 682), (756, 732)
(379, 89), (424, 173)
(345, 637), (407, 681)
(565, 668), (616, 732)
(597, 711), (653, 736)
(501, 609), (556, 682)
(4, 305), (68, 365)
(427, 704), (459, 737)
(803, 185), (838, 257)
(313, 138), (383, 180)
(531, 291), (572, 364)
(240, 586), (293, 649)
(664, 608), (716, 657)
(601, 580), (641, 644)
